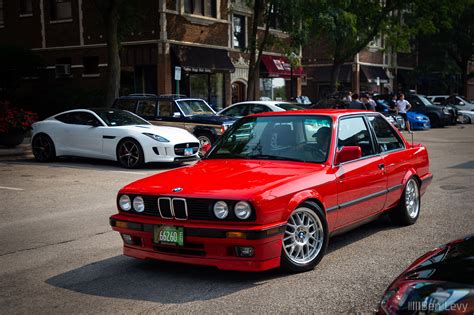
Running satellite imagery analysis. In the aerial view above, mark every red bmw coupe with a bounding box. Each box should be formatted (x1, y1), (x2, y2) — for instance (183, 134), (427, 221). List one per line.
(110, 110), (432, 272)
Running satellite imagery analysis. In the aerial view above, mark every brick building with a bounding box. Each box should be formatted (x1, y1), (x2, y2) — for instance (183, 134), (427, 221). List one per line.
(0, 0), (302, 112)
(301, 36), (417, 99)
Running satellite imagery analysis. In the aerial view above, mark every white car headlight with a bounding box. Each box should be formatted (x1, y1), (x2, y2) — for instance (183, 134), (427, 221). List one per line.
(143, 132), (169, 143)
(213, 201), (229, 219)
(133, 196), (145, 213)
(119, 195), (131, 211)
(234, 201), (252, 220)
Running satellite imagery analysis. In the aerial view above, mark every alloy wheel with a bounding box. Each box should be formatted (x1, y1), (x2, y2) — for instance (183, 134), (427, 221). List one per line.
(118, 141), (141, 168)
(405, 179), (420, 219)
(283, 207), (324, 265)
(32, 135), (53, 161)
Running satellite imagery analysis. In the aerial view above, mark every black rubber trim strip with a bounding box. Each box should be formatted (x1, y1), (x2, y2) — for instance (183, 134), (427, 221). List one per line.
(103, 135), (116, 139)
(110, 218), (286, 240)
(326, 183), (403, 212)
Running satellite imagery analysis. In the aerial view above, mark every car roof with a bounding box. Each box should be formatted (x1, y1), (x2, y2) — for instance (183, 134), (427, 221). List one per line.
(249, 109), (370, 118)
(117, 95), (206, 102)
(231, 101), (292, 105)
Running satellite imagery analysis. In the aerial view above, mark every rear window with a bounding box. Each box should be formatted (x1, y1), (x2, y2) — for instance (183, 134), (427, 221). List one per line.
(114, 99), (137, 112)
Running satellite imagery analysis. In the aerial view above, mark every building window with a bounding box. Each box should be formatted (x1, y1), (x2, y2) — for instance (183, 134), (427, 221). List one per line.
(83, 56), (99, 75)
(55, 57), (72, 78)
(20, 0), (33, 15)
(166, 0), (178, 11)
(233, 14), (246, 49)
(184, 0), (217, 18)
(0, 0), (4, 26)
(50, 0), (72, 21)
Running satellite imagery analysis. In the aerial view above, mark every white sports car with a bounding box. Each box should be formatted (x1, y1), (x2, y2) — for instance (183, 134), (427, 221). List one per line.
(31, 108), (200, 168)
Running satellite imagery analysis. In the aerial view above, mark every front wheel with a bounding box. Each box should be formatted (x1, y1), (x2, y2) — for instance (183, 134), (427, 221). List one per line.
(116, 139), (144, 169)
(195, 132), (213, 156)
(390, 177), (420, 226)
(32, 134), (56, 162)
(281, 202), (328, 273)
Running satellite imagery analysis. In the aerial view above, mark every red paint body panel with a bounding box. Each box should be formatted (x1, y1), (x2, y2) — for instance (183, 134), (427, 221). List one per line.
(110, 110), (432, 271)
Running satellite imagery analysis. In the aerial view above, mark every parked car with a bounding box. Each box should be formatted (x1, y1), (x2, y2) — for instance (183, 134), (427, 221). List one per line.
(406, 112), (431, 130)
(113, 94), (237, 150)
(458, 110), (474, 124)
(405, 94), (454, 127)
(31, 109), (200, 168)
(110, 110), (432, 272)
(427, 95), (474, 111)
(377, 235), (474, 314)
(217, 101), (304, 119)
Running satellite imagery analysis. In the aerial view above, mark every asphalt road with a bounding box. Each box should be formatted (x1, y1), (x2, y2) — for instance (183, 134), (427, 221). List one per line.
(0, 125), (473, 314)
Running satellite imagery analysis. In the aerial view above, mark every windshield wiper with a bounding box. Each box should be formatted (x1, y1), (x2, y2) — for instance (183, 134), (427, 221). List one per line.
(247, 154), (304, 162)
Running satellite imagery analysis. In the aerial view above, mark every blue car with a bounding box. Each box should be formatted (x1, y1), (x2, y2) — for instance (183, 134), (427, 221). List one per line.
(407, 112), (431, 130)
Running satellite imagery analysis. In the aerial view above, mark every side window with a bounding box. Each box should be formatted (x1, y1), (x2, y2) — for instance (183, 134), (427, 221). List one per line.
(222, 105), (246, 117)
(73, 112), (101, 126)
(115, 99), (136, 112)
(136, 100), (157, 117)
(337, 117), (374, 157)
(249, 104), (270, 114)
(55, 113), (74, 123)
(158, 101), (178, 117)
(367, 116), (404, 152)
(434, 97), (445, 104)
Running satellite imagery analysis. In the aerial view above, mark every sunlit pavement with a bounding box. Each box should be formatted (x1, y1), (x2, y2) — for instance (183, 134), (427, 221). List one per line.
(0, 124), (472, 313)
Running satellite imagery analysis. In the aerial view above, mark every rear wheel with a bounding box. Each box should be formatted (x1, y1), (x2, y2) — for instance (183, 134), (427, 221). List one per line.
(390, 177), (420, 226)
(32, 134), (56, 162)
(117, 139), (144, 169)
(460, 115), (471, 124)
(281, 202), (328, 273)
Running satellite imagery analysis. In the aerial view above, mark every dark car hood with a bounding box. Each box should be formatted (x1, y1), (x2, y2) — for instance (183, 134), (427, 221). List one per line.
(121, 159), (325, 199)
(187, 114), (237, 125)
(380, 236), (474, 314)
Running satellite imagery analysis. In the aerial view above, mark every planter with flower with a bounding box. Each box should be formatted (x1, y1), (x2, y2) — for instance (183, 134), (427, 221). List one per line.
(0, 102), (38, 148)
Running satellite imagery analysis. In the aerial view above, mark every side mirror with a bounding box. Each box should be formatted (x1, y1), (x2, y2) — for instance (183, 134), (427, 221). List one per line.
(173, 112), (181, 118)
(201, 143), (211, 155)
(335, 146), (362, 164)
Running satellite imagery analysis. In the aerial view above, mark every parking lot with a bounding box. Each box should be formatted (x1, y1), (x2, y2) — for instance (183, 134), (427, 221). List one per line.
(0, 125), (473, 314)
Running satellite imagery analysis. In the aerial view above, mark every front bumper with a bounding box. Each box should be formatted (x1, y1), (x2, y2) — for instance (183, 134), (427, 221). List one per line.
(110, 214), (285, 272)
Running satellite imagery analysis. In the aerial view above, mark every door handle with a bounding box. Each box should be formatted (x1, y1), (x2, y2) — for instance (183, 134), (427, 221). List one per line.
(378, 163), (385, 170)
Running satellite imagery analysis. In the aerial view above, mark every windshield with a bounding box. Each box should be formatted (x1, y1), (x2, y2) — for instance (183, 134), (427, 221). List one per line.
(207, 115), (332, 163)
(93, 109), (150, 126)
(177, 100), (215, 116)
(277, 103), (304, 111)
(418, 95), (433, 106)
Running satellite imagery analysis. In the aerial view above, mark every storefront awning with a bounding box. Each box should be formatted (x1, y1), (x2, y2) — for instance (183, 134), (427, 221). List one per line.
(360, 65), (389, 83)
(261, 55), (304, 78)
(171, 45), (235, 73)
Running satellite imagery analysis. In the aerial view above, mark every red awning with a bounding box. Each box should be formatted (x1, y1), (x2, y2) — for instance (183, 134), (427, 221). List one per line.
(261, 55), (304, 78)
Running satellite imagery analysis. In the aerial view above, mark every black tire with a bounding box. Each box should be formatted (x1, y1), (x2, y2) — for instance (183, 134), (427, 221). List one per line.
(280, 201), (328, 273)
(116, 138), (144, 169)
(428, 114), (440, 128)
(389, 177), (421, 226)
(460, 115), (471, 124)
(32, 133), (56, 162)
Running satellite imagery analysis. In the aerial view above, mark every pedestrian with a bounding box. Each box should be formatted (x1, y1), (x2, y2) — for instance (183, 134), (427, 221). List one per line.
(361, 94), (376, 111)
(388, 94), (398, 114)
(348, 94), (367, 110)
(396, 93), (412, 132)
(342, 91), (352, 102)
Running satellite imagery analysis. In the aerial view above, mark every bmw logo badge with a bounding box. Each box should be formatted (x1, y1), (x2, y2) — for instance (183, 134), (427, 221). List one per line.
(172, 187), (183, 193)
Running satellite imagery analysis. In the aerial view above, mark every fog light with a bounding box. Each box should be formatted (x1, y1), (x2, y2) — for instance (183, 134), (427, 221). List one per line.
(235, 246), (254, 257)
(121, 234), (133, 244)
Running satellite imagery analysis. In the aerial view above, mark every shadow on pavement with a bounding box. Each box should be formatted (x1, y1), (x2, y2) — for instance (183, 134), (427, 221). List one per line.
(46, 256), (281, 304)
(46, 216), (399, 304)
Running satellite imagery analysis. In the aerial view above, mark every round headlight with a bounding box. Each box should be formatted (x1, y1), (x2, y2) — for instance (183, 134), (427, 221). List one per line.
(119, 195), (131, 211)
(213, 201), (229, 219)
(133, 196), (145, 213)
(234, 201), (252, 220)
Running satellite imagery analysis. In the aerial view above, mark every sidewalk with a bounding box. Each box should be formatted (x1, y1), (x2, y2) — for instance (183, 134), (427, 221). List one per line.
(0, 138), (33, 159)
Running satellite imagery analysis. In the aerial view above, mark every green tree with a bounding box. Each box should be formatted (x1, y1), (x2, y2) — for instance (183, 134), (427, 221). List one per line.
(93, 0), (142, 106)
(245, 0), (313, 100)
(313, 0), (412, 92)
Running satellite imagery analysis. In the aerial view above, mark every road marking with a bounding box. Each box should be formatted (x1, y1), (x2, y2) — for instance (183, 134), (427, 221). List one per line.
(0, 186), (24, 191)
